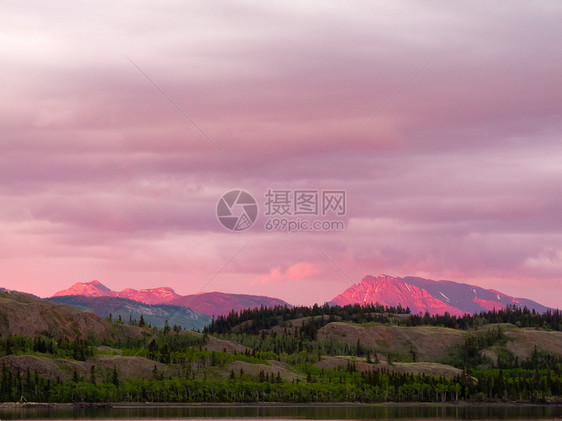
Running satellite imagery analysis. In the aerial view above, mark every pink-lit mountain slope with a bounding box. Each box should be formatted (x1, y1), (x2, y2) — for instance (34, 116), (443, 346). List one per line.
(330, 275), (466, 316)
(329, 274), (553, 315)
(52, 280), (180, 304)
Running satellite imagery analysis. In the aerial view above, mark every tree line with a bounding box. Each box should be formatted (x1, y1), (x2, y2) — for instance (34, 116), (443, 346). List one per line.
(1, 361), (561, 403)
(208, 304), (562, 335)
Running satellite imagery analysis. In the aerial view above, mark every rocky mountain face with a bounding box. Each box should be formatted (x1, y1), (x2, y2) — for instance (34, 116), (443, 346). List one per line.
(400, 276), (552, 314)
(52, 280), (180, 304)
(329, 274), (552, 315)
(330, 275), (466, 316)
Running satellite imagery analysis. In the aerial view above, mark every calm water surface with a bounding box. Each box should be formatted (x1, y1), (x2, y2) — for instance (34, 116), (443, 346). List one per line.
(0, 405), (561, 420)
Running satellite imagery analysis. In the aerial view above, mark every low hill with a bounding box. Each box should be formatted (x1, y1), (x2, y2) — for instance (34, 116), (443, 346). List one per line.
(316, 321), (562, 363)
(0, 354), (169, 382)
(0, 290), (142, 340)
(317, 322), (467, 362)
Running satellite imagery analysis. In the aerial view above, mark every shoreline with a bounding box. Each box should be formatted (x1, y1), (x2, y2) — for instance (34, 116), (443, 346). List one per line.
(1, 401), (562, 409)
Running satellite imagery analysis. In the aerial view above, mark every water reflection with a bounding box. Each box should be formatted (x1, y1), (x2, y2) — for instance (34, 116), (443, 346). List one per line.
(0, 404), (561, 420)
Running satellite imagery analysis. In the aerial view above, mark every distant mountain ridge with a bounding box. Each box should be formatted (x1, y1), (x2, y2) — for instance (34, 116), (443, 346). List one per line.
(167, 292), (289, 317)
(330, 274), (553, 315)
(52, 280), (180, 304)
(52, 281), (291, 317)
(47, 295), (212, 330)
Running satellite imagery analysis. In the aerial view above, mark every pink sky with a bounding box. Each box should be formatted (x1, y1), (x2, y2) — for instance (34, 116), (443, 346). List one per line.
(1, 1), (561, 308)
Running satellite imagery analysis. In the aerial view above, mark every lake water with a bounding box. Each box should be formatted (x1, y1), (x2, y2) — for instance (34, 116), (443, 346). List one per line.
(0, 404), (561, 420)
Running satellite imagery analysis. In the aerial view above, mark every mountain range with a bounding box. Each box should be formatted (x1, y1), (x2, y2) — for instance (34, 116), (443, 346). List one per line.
(52, 280), (290, 318)
(48, 275), (555, 327)
(329, 274), (553, 315)
(52, 281), (179, 304)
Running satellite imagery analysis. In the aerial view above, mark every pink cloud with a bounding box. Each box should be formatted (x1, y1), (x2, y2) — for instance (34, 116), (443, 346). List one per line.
(255, 262), (322, 286)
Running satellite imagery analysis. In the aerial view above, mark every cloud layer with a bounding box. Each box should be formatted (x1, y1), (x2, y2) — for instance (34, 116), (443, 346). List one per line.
(1, 1), (561, 307)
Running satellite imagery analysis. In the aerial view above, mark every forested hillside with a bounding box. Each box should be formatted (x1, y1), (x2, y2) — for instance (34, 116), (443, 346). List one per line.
(0, 292), (561, 403)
